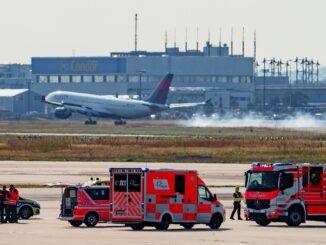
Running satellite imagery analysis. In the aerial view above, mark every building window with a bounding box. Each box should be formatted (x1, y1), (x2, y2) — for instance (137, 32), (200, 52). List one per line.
(232, 76), (240, 83)
(49, 76), (59, 83)
(72, 76), (81, 83)
(129, 75), (139, 83)
(94, 75), (104, 83)
(83, 75), (93, 83)
(60, 76), (70, 83)
(218, 76), (227, 83)
(38, 75), (48, 83)
(106, 75), (115, 82)
(117, 75), (126, 82)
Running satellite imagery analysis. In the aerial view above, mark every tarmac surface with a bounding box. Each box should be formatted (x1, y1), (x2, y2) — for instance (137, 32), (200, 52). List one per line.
(0, 161), (250, 186)
(0, 161), (325, 245)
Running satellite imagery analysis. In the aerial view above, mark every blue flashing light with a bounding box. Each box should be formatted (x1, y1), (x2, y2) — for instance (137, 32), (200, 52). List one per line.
(141, 167), (149, 172)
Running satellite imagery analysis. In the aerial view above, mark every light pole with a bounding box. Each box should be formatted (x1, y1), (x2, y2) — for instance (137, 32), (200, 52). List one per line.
(262, 58), (267, 116)
(137, 70), (146, 100)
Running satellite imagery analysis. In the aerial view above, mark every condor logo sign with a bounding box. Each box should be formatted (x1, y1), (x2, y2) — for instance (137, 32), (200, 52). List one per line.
(153, 179), (169, 190)
(61, 62), (97, 73)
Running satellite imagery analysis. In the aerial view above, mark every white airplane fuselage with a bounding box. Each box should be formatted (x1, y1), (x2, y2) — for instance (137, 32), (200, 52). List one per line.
(45, 91), (167, 119)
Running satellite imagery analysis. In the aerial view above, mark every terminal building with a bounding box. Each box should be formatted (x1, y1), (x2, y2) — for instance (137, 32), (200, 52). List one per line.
(30, 42), (255, 112)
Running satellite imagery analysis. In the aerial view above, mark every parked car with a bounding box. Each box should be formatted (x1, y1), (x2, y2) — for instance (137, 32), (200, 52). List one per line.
(17, 197), (41, 219)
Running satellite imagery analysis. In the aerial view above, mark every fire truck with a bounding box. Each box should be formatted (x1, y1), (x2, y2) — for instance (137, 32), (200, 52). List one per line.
(244, 162), (326, 226)
(109, 168), (225, 230)
(59, 184), (110, 227)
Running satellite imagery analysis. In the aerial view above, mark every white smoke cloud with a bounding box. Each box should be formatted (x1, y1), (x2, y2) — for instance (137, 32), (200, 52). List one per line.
(179, 113), (326, 128)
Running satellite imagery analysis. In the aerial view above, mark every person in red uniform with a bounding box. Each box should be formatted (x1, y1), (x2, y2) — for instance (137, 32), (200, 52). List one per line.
(0, 186), (10, 223)
(8, 185), (19, 223)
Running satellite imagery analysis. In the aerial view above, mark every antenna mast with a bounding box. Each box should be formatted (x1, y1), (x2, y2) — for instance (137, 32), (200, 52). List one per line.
(231, 27), (234, 56)
(242, 27), (245, 56)
(134, 13), (138, 52)
(196, 27), (199, 52)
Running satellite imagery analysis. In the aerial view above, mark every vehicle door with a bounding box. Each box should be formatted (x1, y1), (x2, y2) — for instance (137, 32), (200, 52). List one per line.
(112, 172), (143, 220)
(278, 170), (296, 205)
(173, 172), (197, 222)
(126, 173), (143, 219)
(197, 185), (214, 223)
(84, 187), (110, 220)
(61, 187), (77, 217)
(302, 166), (326, 215)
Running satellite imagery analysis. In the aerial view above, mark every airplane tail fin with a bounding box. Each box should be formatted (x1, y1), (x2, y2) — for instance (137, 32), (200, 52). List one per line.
(146, 73), (173, 104)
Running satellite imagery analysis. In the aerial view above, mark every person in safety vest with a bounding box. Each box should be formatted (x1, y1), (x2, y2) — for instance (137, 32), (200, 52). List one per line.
(230, 186), (243, 220)
(0, 186), (10, 223)
(8, 185), (19, 223)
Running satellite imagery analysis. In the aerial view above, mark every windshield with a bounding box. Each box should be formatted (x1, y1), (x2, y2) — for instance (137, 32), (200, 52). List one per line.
(247, 171), (279, 191)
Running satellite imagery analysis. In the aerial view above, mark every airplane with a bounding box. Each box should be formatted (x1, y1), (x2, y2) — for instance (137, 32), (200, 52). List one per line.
(43, 73), (208, 125)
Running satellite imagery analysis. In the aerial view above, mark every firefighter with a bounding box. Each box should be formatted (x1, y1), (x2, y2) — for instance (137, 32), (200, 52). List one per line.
(8, 185), (19, 223)
(0, 185), (9, 223)
(230, 186), (243, 220)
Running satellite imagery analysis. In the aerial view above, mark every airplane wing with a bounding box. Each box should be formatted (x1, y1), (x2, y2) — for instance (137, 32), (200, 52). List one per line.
(169, 99), (211, 109)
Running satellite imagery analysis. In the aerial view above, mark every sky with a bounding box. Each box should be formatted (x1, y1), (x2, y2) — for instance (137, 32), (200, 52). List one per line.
(0, 0), (325, 65)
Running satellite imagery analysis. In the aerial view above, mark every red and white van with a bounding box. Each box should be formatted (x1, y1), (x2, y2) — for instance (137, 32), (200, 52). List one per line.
(109, 168), (225, 230)
(245, 162), (326, 226)
(59, 185), (110, 227)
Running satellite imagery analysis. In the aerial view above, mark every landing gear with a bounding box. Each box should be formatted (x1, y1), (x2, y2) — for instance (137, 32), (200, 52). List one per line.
(114, 119), (127, 125)
(85, 118), (97, 125)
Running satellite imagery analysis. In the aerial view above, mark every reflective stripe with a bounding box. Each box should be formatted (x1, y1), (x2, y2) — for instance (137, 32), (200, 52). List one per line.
(156, 204), (169, 213)
(183, 204), (196, 213)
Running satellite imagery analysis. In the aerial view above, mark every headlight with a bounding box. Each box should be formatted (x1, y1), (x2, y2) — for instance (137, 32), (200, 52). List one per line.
(33, 202), (40, 208)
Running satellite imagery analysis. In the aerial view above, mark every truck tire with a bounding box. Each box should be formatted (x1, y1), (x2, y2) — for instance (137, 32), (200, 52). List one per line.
(255, 220), (271, 226)
(130, 223), (145, 230)
(209, 214), (222, 229)
(69, 220), (82, 227)
(181, 223), (194, 229)
(19, 206), (33, 219)
(155, 215), (171, 230)
(84, 213), (99, 227)
(286, 207), (303, 227)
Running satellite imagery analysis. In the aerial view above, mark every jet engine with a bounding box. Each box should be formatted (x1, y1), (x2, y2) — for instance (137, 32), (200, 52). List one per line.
(54, 107), (72, 119)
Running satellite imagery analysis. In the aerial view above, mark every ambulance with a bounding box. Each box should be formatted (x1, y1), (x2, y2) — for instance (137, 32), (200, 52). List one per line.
(109, 168), (226, 230)
(244, 162), (326, 226)
(59, 184), (110, 227)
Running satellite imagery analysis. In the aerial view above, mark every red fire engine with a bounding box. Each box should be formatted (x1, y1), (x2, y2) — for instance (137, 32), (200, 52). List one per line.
(109, 168), (225, 230)
(59, 185), (110, 227)
(245, 162), (326, 226)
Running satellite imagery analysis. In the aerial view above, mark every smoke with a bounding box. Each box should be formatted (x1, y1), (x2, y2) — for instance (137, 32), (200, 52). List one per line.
(179, 113), (326, 128)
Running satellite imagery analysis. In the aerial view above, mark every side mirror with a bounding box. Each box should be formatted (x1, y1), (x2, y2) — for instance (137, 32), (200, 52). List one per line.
(213, 194), (217, 201)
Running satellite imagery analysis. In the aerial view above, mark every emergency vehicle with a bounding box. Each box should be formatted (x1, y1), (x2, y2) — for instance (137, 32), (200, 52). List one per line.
(245, 162), (326, 226)
(109, 168), (226, 230)
(59, 185), (110, 227)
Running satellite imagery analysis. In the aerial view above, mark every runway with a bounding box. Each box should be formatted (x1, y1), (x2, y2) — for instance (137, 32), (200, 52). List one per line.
(0, 161), (249, 186)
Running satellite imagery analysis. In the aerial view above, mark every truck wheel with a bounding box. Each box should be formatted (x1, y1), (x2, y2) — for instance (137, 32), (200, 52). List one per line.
(255, 220), (271, 226)
(69, 221), (82, 227)
(155, 215), (171, 230)
(286, 207), (303, 227)
(181, 223), (194, 229)
(209, 214), (222, 229)
(84, 213), (98, 227)
(130, 223), (145, 230)
(19, 206), (33, 219)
